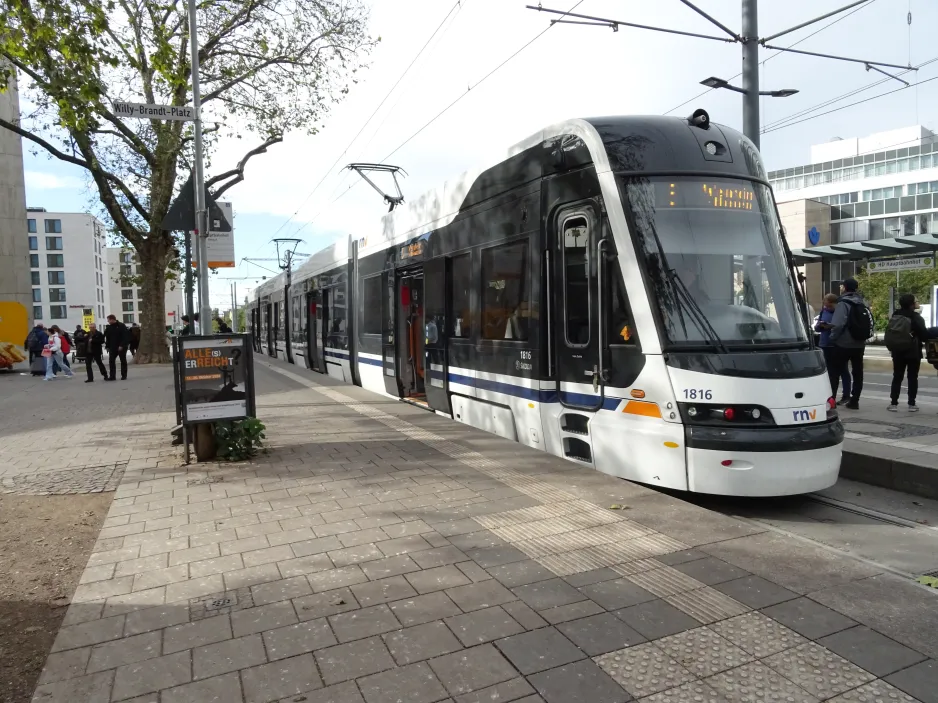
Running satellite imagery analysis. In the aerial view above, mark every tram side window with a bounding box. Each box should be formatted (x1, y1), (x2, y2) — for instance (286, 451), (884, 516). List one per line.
(362, 275), (383, 335)
(291, 293), (303, 342)
(328, 287), (349, 349)
(482, 240), (529, 341)
(562, 214), (591, 346)
(451, 254), (471, 338)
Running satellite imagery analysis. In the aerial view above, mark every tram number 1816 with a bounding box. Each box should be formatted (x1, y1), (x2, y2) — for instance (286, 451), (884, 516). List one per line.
(683, 388), (713, 400)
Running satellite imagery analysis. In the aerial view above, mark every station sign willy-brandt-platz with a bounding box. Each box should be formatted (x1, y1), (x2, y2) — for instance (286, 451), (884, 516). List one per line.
(113, 101), (197, 122)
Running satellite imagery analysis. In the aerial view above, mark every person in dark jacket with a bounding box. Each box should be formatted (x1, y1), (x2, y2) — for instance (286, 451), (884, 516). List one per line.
(74, 325), (88, 360)
(129, 323), (141, 356)
(84, 322), (108, 382)
(817, 293), (852, 404)
(215, 317), (232, 333)
(180, 315), (192, 336)
(103, 314), (130, 381)
(888, 293), (928, 412)
(829, 278), (870, 409)
(25, 323), (48, 366)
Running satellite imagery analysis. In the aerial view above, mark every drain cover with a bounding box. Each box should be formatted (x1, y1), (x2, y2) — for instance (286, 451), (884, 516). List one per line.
(206, 596), (234, 610)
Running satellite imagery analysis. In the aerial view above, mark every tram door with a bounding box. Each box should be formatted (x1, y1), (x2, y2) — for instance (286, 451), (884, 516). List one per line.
(306, 291), (324, 373)
(423, 257), (450, 413)
(396, 269), (426, 401)
(551, 204), (605, 408)
(264, 303), (273, 356)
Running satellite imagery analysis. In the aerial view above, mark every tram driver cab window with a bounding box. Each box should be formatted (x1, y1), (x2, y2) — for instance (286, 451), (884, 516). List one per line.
(607, 263), (636, 345)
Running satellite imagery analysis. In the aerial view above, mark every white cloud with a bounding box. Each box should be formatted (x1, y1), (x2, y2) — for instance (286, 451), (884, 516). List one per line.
(24, 170), (85, 191)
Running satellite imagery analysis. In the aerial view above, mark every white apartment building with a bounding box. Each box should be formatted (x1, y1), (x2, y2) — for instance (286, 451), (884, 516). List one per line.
(105, 246), (184, 329)
(769, 126), (938, 311)
(27, 208), (109, 331)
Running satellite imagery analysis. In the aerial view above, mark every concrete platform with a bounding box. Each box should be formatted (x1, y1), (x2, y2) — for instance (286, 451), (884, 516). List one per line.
(26, 357), (938, 703)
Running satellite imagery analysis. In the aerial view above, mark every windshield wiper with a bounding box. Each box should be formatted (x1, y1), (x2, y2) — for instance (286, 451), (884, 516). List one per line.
(665, 267), (729, 355)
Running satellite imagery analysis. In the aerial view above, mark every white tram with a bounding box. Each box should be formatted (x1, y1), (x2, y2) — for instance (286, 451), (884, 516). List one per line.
(249, 111), (843, 497)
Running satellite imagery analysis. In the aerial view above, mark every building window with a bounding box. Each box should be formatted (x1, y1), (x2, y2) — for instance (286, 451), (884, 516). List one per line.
(33, 305), (43, 320)
(44, 219), (62, 233)
(451, 254), (471, 338)
(48, 271), (65, 285)
(27, 219), (37, 234)
(120, 264), (132, 277)
(45, 236), (63, 250)
(29, 254), (39, 268)
(481, 240), (529, 341)
(123, 314), (134, 324)
(50, 305), (67, 319)
(121, 289), (134, 299)
(46, 254), (64, 268)
(28, 236), (38, 250)
(31, 271), (40, 285)
(121, 302), (134, 312)
(121, 252), (133, 263)
(32, 289), (41, 302)
(49, 288), (66, 302)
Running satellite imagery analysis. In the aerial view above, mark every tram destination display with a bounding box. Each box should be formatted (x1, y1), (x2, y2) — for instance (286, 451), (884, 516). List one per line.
(666, 181), (756, 210)
(178, 335), (254, 422)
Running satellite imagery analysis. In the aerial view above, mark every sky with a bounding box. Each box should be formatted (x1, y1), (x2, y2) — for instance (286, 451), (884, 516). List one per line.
(20, 0), (938, 312)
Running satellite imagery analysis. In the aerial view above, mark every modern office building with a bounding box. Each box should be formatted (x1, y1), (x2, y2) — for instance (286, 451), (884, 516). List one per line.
(770, 126), (938, 311)
(27, 208), (109, 331)
(0, 67), (31, 333)
(105, 246), (184, 328)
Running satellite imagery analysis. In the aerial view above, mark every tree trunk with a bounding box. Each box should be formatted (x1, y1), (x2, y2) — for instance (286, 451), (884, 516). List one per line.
(136, 238), (172, 363)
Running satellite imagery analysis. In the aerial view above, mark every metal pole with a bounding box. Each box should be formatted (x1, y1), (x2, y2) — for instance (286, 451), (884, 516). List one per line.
(184, 230), (194, 320)
(187, 0), (211, 332)
(741, 0), (760, 149)
(232, 282), (239, 333)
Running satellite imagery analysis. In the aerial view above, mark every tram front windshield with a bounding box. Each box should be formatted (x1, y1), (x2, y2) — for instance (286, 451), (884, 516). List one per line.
(621, 176), (808, 350)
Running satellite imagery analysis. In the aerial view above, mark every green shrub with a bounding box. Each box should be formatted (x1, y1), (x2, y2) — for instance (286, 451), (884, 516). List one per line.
(214, 418), (266, 461)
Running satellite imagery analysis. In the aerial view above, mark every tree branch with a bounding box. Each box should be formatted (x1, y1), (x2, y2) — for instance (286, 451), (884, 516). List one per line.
(0, 117), (150, 222)
(206, 134), (283, 197)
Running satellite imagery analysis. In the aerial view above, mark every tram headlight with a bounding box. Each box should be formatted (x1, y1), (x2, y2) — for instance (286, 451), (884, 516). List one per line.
(687, 407), (698, 417)
(750, 408), (761, 420)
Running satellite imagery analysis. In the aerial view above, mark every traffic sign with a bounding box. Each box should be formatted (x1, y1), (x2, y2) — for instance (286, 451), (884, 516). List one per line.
(114, 101), (197, 122)
(161, 173), (232, 233)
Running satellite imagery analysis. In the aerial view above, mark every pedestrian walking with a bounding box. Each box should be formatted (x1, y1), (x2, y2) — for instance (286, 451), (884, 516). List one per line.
(43, 325), (74, 381)
(104, 314), (130, 381)
(829, 278), (874, 409)
(74, 325), (88, 363)
(26, 323), (48, 375)
(129, 323), (141, 356)
(84, 322), (108, 382)
(884, 293), (928, 412)
(816, 293), (851, 405)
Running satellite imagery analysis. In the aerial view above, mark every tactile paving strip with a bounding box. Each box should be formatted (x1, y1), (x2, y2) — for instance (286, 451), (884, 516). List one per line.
(655, 627), (754, 678)
(705, 662), (820, 703)
(762, 641), (875, 700)
(536, 550), (613, 576)
(710, 612), (808, 658)
(826, 680), (920, 702)
(593, 644), (696, 698)
(625, 565), (708, 597)
(640, 680), (726, 703)
(664, 587), (750, 624)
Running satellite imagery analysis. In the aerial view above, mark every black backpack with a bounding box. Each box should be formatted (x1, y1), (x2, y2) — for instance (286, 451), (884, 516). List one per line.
(845, 300), (874, 341)
(884, 314), (914, 353)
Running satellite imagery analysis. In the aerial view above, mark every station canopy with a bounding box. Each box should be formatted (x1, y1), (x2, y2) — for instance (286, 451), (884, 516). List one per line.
(790, 233), (938, 266)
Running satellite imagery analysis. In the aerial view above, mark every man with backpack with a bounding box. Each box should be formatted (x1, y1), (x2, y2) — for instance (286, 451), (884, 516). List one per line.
(884, 293), (928, 412)
(829, 278), (874, 409)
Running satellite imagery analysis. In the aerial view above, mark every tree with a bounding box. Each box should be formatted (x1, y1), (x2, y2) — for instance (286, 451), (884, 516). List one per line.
(1, 0), (374, 361)
(856, 263), (938, 330)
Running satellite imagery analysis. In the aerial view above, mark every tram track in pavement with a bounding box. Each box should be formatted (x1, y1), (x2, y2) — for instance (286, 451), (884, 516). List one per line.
(678, 478), (938, 587)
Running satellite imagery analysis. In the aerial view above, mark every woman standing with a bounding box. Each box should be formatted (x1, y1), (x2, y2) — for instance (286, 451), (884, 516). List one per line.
(44, 325), (74, 381)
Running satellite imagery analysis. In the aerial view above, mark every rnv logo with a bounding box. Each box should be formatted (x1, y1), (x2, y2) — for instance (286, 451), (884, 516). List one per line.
(792, 409), (816, 421)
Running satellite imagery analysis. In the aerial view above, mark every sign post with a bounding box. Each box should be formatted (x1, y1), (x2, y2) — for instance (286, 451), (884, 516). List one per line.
(172, 333), (256, 462)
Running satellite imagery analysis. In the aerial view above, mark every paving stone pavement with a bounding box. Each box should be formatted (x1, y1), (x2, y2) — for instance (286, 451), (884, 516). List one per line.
(28, 358), (938, 703)
(0, 364), (179, 494)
